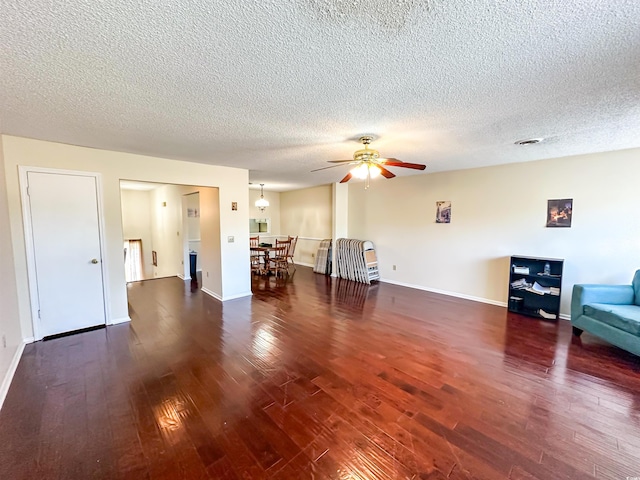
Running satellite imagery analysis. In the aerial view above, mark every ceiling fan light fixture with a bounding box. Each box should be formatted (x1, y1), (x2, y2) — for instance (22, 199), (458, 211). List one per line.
(352, 163), (380, 179)
(311, 135), (426, 187)
(255, 184), (269, 212)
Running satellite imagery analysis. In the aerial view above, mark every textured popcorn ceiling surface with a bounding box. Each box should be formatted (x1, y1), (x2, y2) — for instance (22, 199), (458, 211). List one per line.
(2, 0), (639, 191)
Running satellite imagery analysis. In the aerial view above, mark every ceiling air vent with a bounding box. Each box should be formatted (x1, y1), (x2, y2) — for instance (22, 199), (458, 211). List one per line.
(515, 138), (543, 145)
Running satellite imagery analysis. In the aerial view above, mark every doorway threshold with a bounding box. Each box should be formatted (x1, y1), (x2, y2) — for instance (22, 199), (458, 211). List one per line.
(43, 324), (106, 341)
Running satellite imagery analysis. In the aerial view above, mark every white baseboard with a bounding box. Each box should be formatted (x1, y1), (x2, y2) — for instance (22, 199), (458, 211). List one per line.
(0, 340), (27, 411)
(380, 278), (507, 308)
(178, 274), (187, 280)
(109, 316), (131, 325)
(223, 291), (253, 301)
(380, 278), (571, 319)
(201, 287), (222, 301)
(297, 261), (315, 268)
(23, 337), (35, 344)
(201, 288), (252, 302)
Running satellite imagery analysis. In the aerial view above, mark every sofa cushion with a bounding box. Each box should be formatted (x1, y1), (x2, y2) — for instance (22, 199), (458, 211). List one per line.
(634, 270), (640, 306)
(584, 303), (640, 336)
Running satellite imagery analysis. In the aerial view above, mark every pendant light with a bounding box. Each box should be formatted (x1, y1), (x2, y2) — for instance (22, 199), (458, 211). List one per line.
(255, 184), (269, 212)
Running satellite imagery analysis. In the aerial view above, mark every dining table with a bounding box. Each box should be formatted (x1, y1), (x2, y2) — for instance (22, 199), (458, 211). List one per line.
(250, 244), (287, 276)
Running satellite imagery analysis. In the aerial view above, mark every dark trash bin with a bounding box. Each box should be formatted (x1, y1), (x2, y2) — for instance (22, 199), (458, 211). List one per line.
(189, 251), (197, 278)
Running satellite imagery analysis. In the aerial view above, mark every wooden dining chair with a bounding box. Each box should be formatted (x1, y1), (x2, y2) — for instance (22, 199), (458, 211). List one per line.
(250, 236), (262, 274)
(268, 244), (289, 278)
(286, 235), (298, 271)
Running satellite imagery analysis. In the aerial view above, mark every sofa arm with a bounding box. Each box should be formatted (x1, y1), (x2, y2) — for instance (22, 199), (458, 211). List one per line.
(571, 284), (635, 321)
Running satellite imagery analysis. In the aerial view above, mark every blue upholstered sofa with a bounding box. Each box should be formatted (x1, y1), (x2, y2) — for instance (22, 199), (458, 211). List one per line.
(571, 271), (640, 357)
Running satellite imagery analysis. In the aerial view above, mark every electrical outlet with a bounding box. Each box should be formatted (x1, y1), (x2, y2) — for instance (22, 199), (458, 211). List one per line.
(392, 265), (396, 271)
(311, 253), (315, 258)
(228, 236), (235, 243)
(206, 272), (209, 277)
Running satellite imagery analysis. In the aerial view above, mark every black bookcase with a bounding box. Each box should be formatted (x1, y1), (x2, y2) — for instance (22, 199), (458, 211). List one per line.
(508, 255), (564, 320)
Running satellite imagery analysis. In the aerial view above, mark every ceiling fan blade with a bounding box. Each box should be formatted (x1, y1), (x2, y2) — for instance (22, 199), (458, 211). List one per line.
(311, 164), (351, 172)
(380, 160), (426, 170)
(339, 172), (353, 183)
(328, 159), (356, 163)
(377, 165), (396, 179)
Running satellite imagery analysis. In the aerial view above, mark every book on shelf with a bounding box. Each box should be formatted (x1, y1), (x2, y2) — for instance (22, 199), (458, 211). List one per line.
(510, 278), (531, 289)
(513, 265), (529, 275)
(527, 281), (550, 295)
(539, 309), (557, 320)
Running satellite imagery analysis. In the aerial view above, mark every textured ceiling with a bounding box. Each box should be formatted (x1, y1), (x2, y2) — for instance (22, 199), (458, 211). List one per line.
(2, 1), (639, 191)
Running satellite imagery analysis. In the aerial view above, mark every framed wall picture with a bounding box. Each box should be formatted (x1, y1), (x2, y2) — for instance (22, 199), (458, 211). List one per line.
(436, 201), (451, 223)
(546, 199), (573, 227)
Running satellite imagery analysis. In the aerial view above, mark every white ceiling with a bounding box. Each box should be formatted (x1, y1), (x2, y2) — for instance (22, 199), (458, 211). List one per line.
(2, 1), (639, 192)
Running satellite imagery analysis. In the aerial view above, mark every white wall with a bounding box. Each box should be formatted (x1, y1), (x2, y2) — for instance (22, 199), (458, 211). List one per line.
(185, 192), (201, 273)
(198, 187), (222, 297)
(0, 136), (24, 407)
(348, 147), (640, 317)
(120, 189), (154, 278)
(2, 135), (251, 340)
(249, 188), (281, 236)
(149, 185), (185, 278)
(280, 185), (333, 266)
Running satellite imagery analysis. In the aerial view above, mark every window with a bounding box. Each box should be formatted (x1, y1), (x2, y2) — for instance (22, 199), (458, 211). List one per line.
(124, 239), (143, 282)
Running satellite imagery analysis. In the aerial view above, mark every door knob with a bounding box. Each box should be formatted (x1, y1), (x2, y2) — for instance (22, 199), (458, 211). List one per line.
(91, 258), (99, 264)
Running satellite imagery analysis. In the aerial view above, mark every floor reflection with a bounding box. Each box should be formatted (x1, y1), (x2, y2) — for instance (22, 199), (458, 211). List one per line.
(4, 267), (640, 479)
(503, 313), (560, 367)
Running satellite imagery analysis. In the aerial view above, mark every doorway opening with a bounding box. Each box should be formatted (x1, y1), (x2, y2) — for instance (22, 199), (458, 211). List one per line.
(119, 181), (221, 299)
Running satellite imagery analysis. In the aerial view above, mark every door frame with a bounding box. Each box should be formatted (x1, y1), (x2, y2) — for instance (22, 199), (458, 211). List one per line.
(19, 166), (111, 341)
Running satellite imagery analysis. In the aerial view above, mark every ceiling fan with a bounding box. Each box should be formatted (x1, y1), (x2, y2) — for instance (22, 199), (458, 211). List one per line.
(311, 135), (426, 188)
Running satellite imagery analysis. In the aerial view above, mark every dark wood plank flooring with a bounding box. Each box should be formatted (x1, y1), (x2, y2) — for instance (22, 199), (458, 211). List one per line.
(1, 267), (640, 479)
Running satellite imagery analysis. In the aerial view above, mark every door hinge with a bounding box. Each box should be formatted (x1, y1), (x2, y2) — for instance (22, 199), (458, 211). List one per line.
(38, 309), (41, 319)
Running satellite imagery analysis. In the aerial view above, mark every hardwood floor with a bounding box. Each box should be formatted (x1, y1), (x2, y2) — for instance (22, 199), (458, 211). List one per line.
(1, 267), (640, 479)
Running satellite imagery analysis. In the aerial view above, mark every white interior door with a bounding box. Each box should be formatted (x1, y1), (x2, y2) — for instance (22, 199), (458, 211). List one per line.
(26, 171), (106, 338)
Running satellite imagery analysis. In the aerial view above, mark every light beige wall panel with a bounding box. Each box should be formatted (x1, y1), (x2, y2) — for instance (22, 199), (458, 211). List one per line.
(198, 187), (222, 297)
(0, 136), (23, 401)
(249, 189), (280, 236)
(348, 148), (640, 317)
(2, 135), (250, 338)
(281, 185), (332, 266)
(149, 184), (190, 278)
